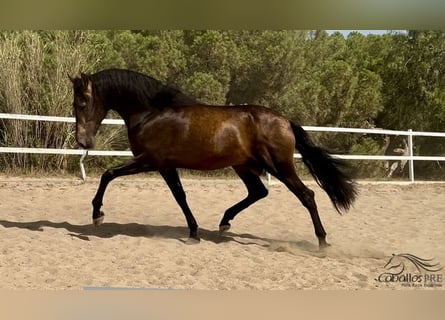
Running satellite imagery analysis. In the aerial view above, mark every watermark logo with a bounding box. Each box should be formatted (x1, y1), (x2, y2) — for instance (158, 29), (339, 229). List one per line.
(376, 253), (443, 288)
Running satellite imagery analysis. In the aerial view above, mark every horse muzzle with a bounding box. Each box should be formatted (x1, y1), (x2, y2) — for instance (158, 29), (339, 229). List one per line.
(76, 136), (95, 150)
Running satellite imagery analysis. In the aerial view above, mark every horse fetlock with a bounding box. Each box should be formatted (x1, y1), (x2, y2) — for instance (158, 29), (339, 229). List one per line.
(318, 237), (331, 250)
(219, 224), (231, 233)
(92, 198), (103, 209)
(185, 237), (200, 245)
(93, 211), (105, 226)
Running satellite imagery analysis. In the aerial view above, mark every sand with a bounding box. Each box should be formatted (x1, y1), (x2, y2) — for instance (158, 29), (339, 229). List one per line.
(0, 175), (443, 290)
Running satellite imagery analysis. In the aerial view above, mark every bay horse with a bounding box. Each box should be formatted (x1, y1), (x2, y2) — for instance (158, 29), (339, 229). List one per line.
(70, 68), (357, 248)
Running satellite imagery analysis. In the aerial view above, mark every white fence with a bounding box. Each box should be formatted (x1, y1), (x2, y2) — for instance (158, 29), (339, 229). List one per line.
(1, 113), (444, 182)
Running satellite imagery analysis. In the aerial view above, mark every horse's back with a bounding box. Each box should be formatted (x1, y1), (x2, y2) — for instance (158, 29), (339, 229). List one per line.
(182, 104), (292, 149)
(131, 104), (293, 170)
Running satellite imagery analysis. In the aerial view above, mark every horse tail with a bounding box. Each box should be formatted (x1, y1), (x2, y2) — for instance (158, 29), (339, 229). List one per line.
(290, 122), (357, 213)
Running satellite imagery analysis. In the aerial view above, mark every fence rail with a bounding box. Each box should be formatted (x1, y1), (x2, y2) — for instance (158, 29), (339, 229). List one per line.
(1, 113), (444, 182)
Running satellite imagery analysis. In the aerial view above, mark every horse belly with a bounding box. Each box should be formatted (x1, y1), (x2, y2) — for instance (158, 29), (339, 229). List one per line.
(170, 126), (252, 169)
(168, 139), (250, 170)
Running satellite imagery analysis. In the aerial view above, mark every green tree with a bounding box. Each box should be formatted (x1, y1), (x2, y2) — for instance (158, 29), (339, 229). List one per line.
(227, 30), (308, 119)
(180, 30), (240, 104)
(376, 30), (445, 178)
(377, 31), (445, 132)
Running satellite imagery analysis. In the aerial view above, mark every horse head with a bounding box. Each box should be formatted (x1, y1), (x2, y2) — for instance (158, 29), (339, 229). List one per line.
(69, 73), (108, 149)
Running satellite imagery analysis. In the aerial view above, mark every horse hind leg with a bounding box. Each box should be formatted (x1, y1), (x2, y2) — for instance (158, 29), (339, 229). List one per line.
(219, 165), (268, 232)
(269, 160), (330, 249)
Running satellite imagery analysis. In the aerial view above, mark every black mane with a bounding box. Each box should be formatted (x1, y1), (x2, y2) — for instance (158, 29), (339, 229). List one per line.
(90, 68), (199, 110)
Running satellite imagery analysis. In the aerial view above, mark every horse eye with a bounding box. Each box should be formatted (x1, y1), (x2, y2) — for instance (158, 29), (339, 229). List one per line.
(74, 98), (87, 108)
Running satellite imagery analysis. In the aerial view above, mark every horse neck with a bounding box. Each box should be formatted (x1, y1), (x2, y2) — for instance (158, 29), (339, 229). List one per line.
(94, 87), (157, 128)
(109, 103), (158, 131)
(92, 72), (197, 127)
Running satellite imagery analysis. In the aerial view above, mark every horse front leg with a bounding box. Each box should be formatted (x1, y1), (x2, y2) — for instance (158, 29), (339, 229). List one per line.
(91, 157), (153, 226)
(159, 169), (199, 244)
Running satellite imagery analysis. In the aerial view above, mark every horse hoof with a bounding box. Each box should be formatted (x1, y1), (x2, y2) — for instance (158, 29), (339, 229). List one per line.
(93, 212), (105, 226)
(185, 237), (200, 245)
(219, 224), (231, 233)
(319, 241), (331, 250)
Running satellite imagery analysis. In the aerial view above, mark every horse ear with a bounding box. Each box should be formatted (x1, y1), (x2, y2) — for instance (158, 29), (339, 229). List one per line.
(80, 73), (93, 97)
(80, 73), (89, 86)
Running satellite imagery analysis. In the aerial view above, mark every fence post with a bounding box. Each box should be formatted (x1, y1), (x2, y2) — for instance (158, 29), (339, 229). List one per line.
(79, 150), (88, 181)
(408, 129), (414, 182)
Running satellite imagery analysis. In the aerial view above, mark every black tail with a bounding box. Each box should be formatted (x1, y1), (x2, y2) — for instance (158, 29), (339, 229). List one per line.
(291, 122), (357, 212)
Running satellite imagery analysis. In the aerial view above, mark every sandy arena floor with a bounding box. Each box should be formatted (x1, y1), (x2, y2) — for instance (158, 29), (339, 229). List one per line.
(0, 176), (444, 290)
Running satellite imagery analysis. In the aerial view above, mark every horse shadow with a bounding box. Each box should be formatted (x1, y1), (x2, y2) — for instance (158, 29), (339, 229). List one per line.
(0, 218), (320, 253)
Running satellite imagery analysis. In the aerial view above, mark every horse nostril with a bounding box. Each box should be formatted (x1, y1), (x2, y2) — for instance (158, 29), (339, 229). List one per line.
(76, 136), (94, 149)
